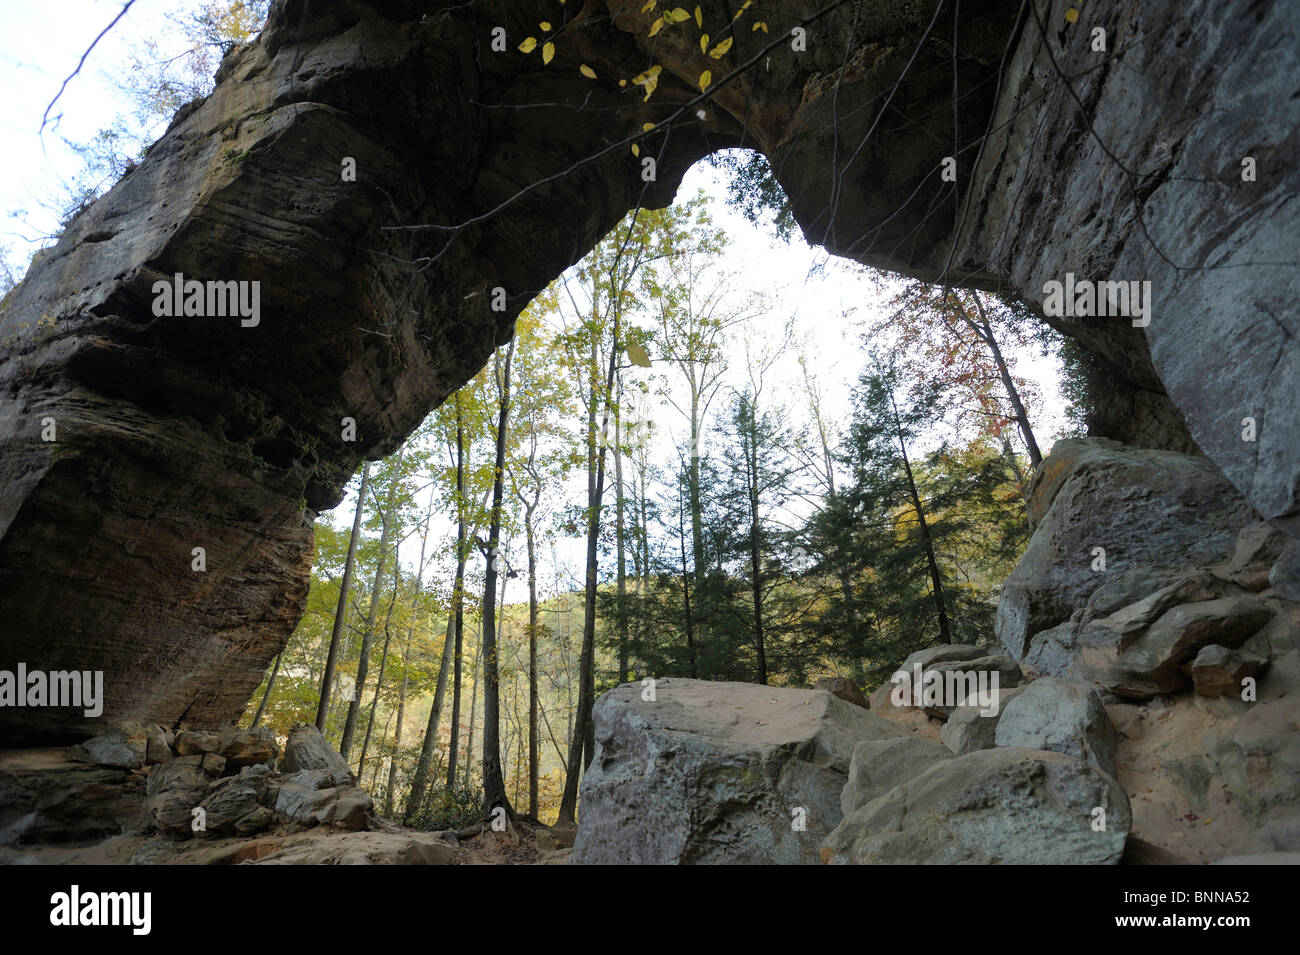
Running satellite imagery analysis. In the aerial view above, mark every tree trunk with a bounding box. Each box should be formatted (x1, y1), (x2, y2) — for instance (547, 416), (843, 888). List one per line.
(357, 560), (400, 781)
(480, 337), (515, 814)
(970, 292), (1042, 468)
(404, 609), (455, 821)
(446, 399), (468, 788)
(251, 649), (282, 728)
(463, 633), (480, 790)
(340, 453), (400, 759)
(526, 509), (540, 818)
(743, 402), (767, 684)
(316, 461), (370, 732)
(890, 392), (952, 644)
(614, 393), (629, 683)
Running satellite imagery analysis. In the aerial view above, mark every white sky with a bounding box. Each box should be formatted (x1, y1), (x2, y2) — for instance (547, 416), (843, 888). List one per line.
(0, 2), (1070, 601)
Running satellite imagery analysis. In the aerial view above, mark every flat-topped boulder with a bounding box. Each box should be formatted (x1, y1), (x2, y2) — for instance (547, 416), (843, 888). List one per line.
(572, 679), (905, 865)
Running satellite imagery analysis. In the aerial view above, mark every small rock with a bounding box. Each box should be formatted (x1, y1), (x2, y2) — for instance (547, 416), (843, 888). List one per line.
(814, 676), (869, 709)
(941, 685), (1026, 755)
(200, 752), (227, 776)
(282, 723), (353, 781)
(144, 725), (173, 764)
(1190, 644), (1269, 697)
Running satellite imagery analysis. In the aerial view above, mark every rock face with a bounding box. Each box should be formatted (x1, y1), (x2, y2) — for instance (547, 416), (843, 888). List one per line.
(0, 0), (1292, 740)
(571, 679), (904, 865)
(821, 748), (1131, 865)
(998, 439), (1258, 663)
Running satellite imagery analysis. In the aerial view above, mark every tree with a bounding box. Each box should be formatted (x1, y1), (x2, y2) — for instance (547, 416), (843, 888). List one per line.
(315, 463), (369, 733)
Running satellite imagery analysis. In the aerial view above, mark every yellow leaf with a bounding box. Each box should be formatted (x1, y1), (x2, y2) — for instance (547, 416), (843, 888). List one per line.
(698, 69), (712, 91)
(700, 33), (708, 52)
(642, 75), (659, 100)
(732, 0), (752, 22)
(540, 20), (552, 31)
(542, 41), (555, 64)
(518, 36), (537, 53)
(632, 143), (640, 157)
(619, 78), (628, 86)
(709, 36), (732, 57)
(648, 17), (663, 36)
(1065, 8), (1079, 23)
(752, 21), (768, 32)
(580, 64), (597, 78)
(641, 0), (656, 10)
(642, 122), (656, 131)
(667, 7), (690, 23)
(694, 6), (702, 27)
(627, 342), (652, 367)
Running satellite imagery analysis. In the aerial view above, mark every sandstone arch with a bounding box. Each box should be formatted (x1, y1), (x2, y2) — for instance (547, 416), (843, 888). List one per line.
(1, 0), (1295, 741)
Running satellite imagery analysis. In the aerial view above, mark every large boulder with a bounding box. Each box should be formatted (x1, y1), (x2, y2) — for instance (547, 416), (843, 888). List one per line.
(821, 747), (1131, 865)
(993, 677), (1118, 777)
(572, 679), (905, 865)
(282, 724), (352, 781)
(998, 439), (1257, 664)
(841, 737), (953, 816)
(66, 723), (147, 770)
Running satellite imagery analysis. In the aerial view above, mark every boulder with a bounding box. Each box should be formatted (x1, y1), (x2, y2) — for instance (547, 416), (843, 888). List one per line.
(200, 753), (227, 777)
(144, 725), (173, 764)
(998, 439), (1257, 663)
(145, 758), (212, 835)
(571, 679), (905, 865)
(1190, 644), (1269, 697)
(814, 677), (869, 709)
(941, 685), (1027, 755)
(220, 727), (279, 769)
(841, 737), (953, 816)
(1086, 594), (1273, 699)
(993, 677), (1119, 777)
(821, 748), (1131, 865)
(282, 724), (353, 780)
(197, 764), (278, 837)
(66, 723), (147, 770)
(274, 769), (370, 831)
(921, 655), (1022, 721)
(173, 730), (223, 756)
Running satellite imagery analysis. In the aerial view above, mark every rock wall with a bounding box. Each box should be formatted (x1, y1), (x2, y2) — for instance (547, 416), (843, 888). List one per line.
(1, 0), (1295, 739)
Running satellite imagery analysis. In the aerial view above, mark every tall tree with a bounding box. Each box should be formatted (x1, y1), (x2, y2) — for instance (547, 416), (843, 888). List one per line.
(479, 336), (517, 814)
(315, 462), (369, 733)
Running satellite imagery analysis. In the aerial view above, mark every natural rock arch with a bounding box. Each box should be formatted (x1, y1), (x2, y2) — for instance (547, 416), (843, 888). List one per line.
(1, 0), (1295, 741)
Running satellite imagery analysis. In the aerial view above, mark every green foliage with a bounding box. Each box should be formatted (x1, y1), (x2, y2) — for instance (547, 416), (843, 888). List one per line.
(405, 782), (485, 832)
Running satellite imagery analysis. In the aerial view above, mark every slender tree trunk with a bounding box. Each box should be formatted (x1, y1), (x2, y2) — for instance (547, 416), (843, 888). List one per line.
(316, 462), (370, 732)
(614, 396), (629, 683)
(463, 635), (480, 791)
(251, 649), (281, 728)
(446, 401), (468, 788)
(890, 393), (952, 644)
(340, 476), (397, 759)
(526, 510), (540, 818)
(743, 403), (767, 684)
(384, 648), (409, 818)
(357, 562), (400, 781)
(678, 471), (698, 676)
(404, 610), (455, 821)
(557, 304), (622, 825)
(970, 293), (1042, 467)
(480, 338), (516, 813)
